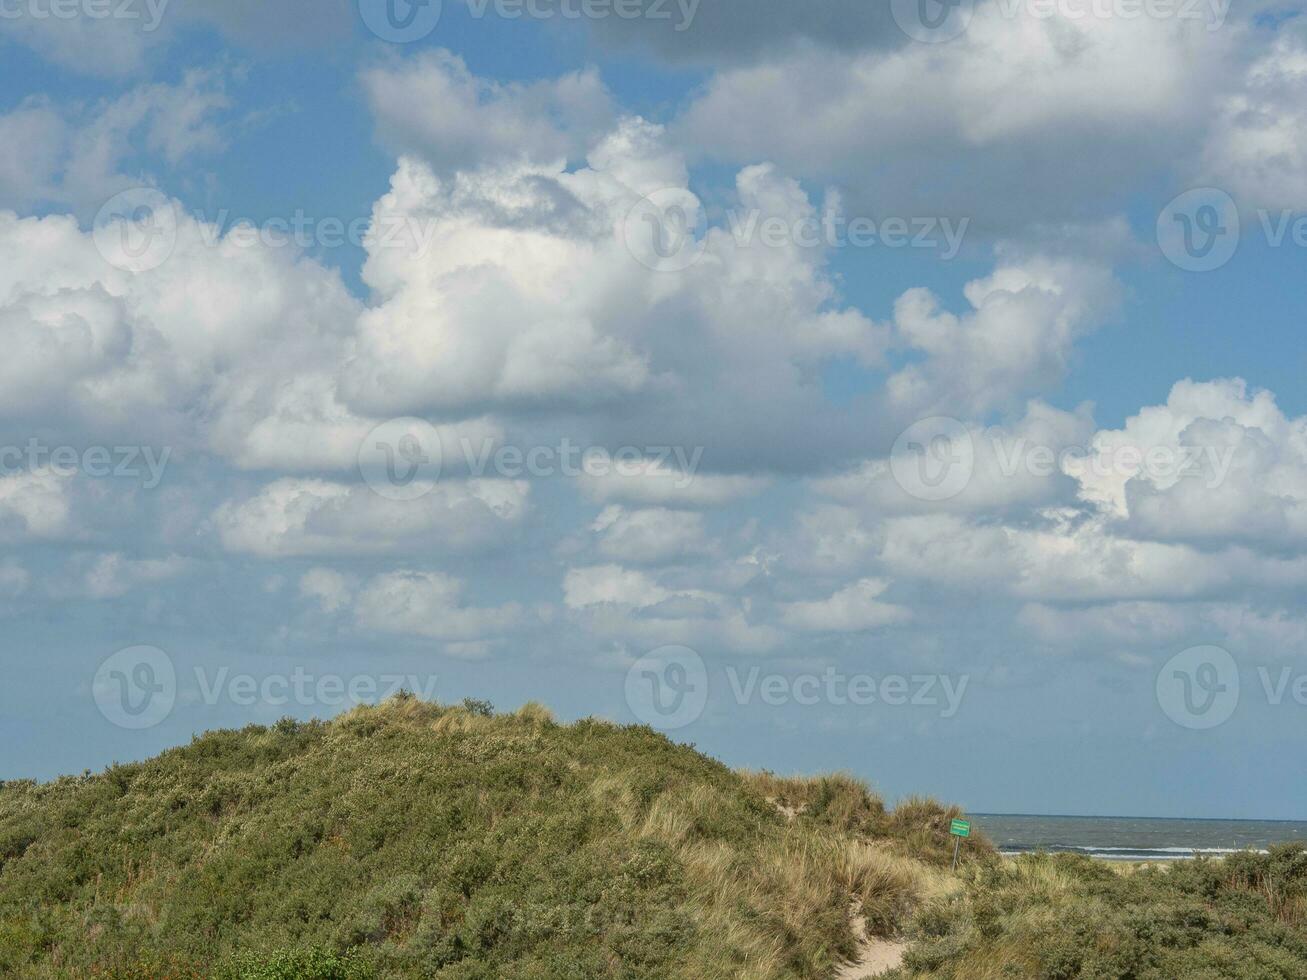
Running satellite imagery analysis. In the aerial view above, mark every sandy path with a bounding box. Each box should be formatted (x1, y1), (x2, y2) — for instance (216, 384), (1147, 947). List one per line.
(764, 802), (909, 978)
(835, 900), (907, 978)
(835, 938), (907, 978)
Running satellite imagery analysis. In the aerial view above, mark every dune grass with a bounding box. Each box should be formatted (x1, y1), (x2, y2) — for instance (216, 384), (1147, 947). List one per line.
(15, 694), (1301, 978)
(0, 696), (979, 979)
(896, 848), (1307, 979)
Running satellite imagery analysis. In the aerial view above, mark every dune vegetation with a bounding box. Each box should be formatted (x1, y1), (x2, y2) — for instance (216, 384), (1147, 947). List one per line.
(4, 694), (1305, 979)
(893, 846), (1307, 979)
(0, 696), (979, 979)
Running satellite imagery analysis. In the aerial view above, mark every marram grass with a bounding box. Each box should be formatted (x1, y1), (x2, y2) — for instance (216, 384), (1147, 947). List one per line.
(897, 847), (1307, 979)
(5, 695), (1304, 979)
(0, 696), (971, 979)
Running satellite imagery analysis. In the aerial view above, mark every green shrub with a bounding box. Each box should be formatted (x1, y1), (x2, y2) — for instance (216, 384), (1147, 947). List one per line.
(216, 947), (375, 980)
(907, 850), (1307, 979)
(0, 696), (954, 979)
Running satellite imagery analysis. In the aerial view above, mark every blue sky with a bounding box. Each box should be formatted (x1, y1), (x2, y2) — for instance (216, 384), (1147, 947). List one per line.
(3, 0), (1307, 819)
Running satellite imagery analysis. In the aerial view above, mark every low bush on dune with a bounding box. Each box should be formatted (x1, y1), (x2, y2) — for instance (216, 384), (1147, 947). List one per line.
(0, 696), (978, 979)
(23, 693), (1303, 979)
(897, 846), (1307, 979)
(739, 773), (995, 869)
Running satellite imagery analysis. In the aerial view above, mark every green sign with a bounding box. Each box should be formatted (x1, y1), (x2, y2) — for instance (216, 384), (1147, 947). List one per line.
(949, 819), (971, 838)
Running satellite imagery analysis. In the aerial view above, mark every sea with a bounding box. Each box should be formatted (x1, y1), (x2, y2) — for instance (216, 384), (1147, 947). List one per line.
(975, 814), (1307, 861)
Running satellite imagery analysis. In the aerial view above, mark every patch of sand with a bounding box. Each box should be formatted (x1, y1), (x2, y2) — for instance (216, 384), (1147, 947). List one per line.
(835, 900), (907, 978)
(835, 938), (907, 978)
(763, 799), (912, 977)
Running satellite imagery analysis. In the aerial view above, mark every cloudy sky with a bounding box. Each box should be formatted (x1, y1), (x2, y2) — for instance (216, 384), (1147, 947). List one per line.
(3, 0), (1307, 818)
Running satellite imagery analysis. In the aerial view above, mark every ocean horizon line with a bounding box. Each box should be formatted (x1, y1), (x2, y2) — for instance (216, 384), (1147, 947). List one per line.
(970, 812), (1307, 824)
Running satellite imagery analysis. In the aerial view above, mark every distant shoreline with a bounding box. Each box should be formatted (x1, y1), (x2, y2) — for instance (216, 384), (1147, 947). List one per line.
(998, 847), (1264, 862)
(975, 812), (1307, 862)
(975, 812), (1307, 824)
